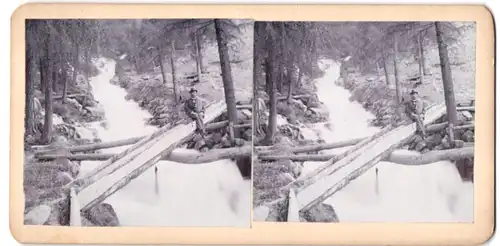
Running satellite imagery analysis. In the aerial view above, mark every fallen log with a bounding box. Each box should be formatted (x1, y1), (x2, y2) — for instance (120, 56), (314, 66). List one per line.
(426, 122), (448, 133)
(37, 120), (250, 155)
(37, 145), (252, 164)
(36, 136), (144, 155)
(206, 121), (251, 131)
(453, 123), (474, 130)
(261, 146), (474, 165)
(53, 93), (86, 100)
(387, 146), (474, 166)
(257, 137), (365, 156)
(457, 106), (475, 112)
(236, 104), (252, 110)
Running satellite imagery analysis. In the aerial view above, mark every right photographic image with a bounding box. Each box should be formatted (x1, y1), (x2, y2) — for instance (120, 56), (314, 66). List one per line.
(252, 21), (476, 223)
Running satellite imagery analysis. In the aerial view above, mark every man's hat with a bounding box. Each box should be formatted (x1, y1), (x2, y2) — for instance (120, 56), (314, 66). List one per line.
(410, 89), (418, 95)
(189, 88), (198, 93)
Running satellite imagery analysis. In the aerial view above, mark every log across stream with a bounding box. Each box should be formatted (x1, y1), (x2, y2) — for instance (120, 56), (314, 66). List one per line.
(78, 59), (250, 227)
(292, 59), (473, 222)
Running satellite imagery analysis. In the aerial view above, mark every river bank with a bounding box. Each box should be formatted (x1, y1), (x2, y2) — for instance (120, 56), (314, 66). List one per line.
(23, 59), (121, 226)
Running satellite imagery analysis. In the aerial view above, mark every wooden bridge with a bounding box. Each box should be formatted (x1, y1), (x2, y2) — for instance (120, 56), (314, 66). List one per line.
(285, 103), (451, 220)
(61, 101), (228, 226)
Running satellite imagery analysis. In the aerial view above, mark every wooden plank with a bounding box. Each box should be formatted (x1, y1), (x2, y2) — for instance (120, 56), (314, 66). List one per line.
(66, 120), (184, 192)
(287, 126), (393, 191)
(76, 101), (227, 211)
(296, 103), (446, 212)
(287, 189), (300, 222)
(69, 187), (82, 226)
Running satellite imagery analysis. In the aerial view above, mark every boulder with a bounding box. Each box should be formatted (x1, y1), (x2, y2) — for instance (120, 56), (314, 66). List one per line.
(234, 138), (245, 147)
(242, 129), (252, 141)
(24, 205), (52, 225)
(24, 185), (40, 209)
(83, 203), (120, 226)
(253, 205), (270, 221)
(85, 106), (105, 118)
(462, 130), (474, 142)
(301, 203), (339, 222)
(211, 132), (223, 144)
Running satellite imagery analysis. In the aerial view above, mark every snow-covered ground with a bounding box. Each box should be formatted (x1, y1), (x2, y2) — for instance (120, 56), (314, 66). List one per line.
(77, 59), (251, 227)
(299, 59), (474, 222)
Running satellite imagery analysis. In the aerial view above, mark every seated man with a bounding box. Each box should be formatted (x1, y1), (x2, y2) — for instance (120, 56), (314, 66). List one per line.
(184, 88), (206, 135)
(404, 89), (427, 137)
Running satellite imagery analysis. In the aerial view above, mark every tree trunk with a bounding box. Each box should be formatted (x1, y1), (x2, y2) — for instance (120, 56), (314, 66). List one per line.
(265, 58), (272, 96)
(170, 40), (178, 104)
(72, 42), (80, 89)
(382, 47), (390, 85)
(260, 147), (474, 165)
(417, 34), (425, 82)
(296, 67), (303, 89)
(393, 35), (401, 103)
(196, 32), (204, 73)
(264, 27), (278, 145)
(25, 24), (36, 136)
(277, 22), (286, 94)
(286, 55), (294, 104)
(157, 45), (167, 85)
(193, 32), (202, 80)
(61, 63), (68, 104)
(435, 22), (458, 125)
(41, 25), (53, 145)
(257, 137), (365, 156)
(253, 22), (264, 136)
(214, 19), (240, 141)
(38, 145), (252, 164)
(52, 56), (58, 93)
(84, 47), (91, 90)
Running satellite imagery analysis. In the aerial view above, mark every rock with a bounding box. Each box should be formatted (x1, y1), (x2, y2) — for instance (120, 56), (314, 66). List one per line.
(415, 140), (427, 152)
(441, 137), (451, 149)
(453, 140), (465, 148)
(85, 107), (105, 118)
(55, 172), (74, 186)
(221, 135), (232, 148)
(24, 205), (52, 225)
(192, 133), (204, 143)
(301, 203), (339, 222)
(194, 139), (206, 150)
(234, 138), (245, 146)
(426, 133), (443, 147)
(83, 203), (120, 226)
(24, 185), (40, 209)
(242, 129), (252, 141)
(462, 130), (474, 142)
(290, 162), (303, 178)
(55, 158), (80, 178)
(46, 197), (70, 226)
(158, 113), (169, 119)
(240, 109), (252, 120)
(211, 132), (223, 143)
(253, 205), (270, 221)
(461, 111), (473, 121)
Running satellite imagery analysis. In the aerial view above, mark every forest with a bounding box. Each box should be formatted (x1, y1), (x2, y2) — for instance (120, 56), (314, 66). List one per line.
(25, 19), (252, 148)
(252, 21), (475, 145)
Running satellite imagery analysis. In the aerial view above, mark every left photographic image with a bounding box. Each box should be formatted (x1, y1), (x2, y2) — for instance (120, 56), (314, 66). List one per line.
(23, 19), (253, 227)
